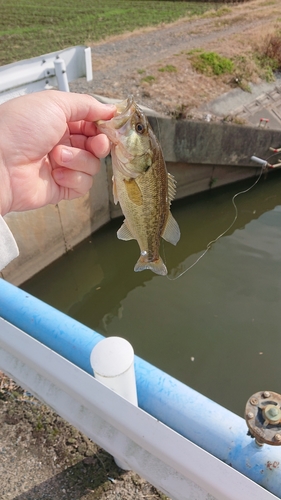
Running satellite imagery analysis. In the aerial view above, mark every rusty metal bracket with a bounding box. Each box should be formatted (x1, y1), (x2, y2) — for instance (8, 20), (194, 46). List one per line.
(245, 391), (281, 446)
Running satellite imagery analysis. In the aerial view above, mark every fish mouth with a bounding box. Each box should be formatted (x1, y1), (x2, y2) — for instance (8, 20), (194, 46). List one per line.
(96, 95), (142, 179)
(96, 96), (136, 140)
(115, 95), (134, 118)
(109, 95), (136, 130)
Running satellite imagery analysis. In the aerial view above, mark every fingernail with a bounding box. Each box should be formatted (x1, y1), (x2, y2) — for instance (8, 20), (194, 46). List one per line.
(61, 148), (73, 162)
(104, 103), (116, 110)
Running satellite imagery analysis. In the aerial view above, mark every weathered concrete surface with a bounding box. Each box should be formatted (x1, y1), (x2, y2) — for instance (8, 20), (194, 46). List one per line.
(151, 116), (281, 165)
(2, 117), (280, 286)
(57, 164), (110, 250)
(168, 162), (260, 200)
(201, 80), (281, 131)
(2, 205), (66, 285)
(1, 166), (110, 286)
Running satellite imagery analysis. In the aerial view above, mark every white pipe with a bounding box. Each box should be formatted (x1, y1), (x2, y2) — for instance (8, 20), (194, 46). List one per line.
(0, 319), (277, 500)
(90, 337), (138, 469)
(250, 155), (268, 167)
(1, 281), (281, 495)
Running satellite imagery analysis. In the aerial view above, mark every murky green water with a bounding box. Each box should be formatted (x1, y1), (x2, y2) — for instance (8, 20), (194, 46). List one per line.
(21, 170), (281, 417)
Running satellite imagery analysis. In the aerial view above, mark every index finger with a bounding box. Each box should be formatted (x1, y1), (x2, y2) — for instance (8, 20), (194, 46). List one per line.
(50, 90), (116, 122)
(68, 120), (100, 136)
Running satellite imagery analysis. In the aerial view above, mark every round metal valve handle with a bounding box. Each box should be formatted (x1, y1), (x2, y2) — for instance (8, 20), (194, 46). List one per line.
(245, 391), (281, 446)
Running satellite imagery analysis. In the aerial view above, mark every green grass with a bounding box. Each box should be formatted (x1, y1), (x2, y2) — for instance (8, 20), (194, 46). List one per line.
(158, 64), (177, 72)
(190, 50), (234, 76)
(141, 75), (156, 83)
(258, 0), (277, 5)
(0, 0), (221, 66)
(203, 6), (231, 17)
(256, 31), (281, 79)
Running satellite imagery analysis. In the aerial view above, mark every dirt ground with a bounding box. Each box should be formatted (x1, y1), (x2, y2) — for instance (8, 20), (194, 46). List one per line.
(71, 0), (281, 119)
(2, 1), (281, 499)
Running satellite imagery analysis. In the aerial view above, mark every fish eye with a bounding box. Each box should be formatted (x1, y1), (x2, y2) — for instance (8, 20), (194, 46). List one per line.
(135, 122), (145, 134)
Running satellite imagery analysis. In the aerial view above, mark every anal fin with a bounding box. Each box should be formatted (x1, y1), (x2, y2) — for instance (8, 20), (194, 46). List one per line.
(117, 220), (135, 241)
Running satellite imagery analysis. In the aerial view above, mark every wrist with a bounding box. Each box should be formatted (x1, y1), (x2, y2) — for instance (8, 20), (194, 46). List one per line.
(0, 102), (14, 216)
(0, 215), (19, 269)
(0, 153), (10, 217)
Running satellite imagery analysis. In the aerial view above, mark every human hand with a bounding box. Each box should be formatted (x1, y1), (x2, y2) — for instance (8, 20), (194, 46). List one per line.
(0, 90), (116, 216)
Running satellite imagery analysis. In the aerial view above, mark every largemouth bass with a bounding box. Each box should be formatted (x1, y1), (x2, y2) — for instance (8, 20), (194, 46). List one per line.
(97, 96), (180, 276)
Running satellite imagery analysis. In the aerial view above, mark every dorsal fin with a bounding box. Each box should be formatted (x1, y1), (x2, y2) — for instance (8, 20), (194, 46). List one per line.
(167, 173), (177, 205)
(161, 211), (180, 245)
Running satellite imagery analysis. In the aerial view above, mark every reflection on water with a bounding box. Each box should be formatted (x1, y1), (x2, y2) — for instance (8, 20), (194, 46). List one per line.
(22, 170), (281, 416)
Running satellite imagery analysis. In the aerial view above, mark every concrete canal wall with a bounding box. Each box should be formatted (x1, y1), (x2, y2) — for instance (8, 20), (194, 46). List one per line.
(2, 118), (281, 286)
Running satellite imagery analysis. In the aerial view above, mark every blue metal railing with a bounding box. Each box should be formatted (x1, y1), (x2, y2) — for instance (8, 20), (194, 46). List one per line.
(0, 278), (280, 497)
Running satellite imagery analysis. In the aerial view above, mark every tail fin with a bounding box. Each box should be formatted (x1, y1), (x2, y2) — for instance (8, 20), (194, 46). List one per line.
(134, 256), (167, 276)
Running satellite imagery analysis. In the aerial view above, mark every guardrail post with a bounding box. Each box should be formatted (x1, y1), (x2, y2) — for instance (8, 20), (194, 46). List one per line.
(54, 56), (69, 92)
(90, 336), (138, 469)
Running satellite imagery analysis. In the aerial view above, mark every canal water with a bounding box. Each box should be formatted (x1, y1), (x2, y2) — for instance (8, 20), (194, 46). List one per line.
(21, 168), (281, 417)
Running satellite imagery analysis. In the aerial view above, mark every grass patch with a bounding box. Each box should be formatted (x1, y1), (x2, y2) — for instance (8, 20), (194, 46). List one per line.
(190, 51), (234, 76)
(187, 30), (281, 91)
(0, 0), (220, 66)
(231, 54), (257, 89)
(158, 64), (177, 72)
(260, 31), (281, 69)
(187, 48), (203, 55)
(252, 30), (281, 81)
(259, 0), (276, 5)
(254, 54), (277, 81)
(204, 6), (232, 17)
(141, 75), (156, 84)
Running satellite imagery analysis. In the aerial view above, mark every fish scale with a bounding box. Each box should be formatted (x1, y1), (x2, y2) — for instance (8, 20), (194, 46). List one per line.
(97, 96), (180, 276)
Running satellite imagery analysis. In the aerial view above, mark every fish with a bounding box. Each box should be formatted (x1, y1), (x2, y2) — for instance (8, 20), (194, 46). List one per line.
(96, 96), (180, 276)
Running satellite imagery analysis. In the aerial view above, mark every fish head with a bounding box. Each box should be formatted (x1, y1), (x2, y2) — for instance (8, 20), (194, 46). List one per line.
(97, 96), (154, 178)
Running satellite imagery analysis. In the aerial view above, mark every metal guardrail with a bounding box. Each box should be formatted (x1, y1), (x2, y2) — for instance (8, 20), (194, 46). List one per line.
(0, 279), (280, 499)
(0, 317), (277, 500)
(0, 45), (93, 104)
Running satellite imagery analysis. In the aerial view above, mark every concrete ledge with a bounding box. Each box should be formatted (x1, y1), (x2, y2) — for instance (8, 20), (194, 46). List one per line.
(149, 116), (281, 165)
(2, 166), (111, 285)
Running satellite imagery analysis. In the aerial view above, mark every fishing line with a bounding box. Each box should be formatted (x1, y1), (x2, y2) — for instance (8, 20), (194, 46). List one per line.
(154, 115), (162, 144)
(165, 165), (266, 281)
(154, 109), (280, 281)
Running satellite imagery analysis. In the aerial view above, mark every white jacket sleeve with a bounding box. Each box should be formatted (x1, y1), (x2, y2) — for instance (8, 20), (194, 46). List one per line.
(0, 216), (19, 271)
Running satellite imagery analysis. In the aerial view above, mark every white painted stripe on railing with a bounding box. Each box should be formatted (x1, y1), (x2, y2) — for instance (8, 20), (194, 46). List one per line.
(0, 318), (277, 500)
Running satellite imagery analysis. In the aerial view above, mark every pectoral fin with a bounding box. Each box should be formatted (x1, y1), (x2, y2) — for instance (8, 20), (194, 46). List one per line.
(124, 178), (143, 206)
(117, 220), (135, 241)
(162, 211), (180, 245)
